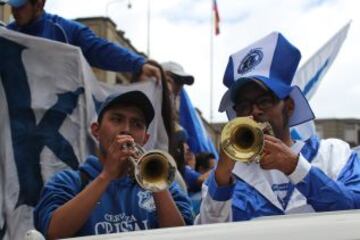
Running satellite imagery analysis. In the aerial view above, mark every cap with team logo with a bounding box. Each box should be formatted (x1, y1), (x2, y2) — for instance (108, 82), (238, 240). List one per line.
(218, 32), (314, 127)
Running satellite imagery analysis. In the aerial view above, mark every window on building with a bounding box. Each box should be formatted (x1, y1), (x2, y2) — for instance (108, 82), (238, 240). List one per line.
(316, 125), (323, 139)
(344, 124), (356, 147)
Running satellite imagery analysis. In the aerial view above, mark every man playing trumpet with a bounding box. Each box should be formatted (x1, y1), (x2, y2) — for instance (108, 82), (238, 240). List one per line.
(196, 32), (360, 224)
(34, 90), (193, 239)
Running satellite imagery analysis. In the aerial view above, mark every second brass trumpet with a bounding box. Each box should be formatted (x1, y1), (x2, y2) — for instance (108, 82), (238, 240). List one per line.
(220, 117), (273, 164)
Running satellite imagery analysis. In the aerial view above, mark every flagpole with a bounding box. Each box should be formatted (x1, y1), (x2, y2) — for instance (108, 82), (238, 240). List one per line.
(209, 0), (214, 123)
(146, 0), (151, 57)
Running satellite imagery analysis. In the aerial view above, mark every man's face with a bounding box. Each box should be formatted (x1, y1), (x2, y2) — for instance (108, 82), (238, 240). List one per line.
(91, 104), (149, 154)
(11, 1), (41, 26)
(233, 81), (294, 139)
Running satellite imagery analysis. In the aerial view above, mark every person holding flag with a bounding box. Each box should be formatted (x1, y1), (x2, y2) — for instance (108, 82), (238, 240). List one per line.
(4, 0), (161, 82)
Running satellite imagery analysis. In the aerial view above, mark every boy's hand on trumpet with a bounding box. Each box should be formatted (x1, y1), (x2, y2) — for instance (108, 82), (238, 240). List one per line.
(101, 135), (136, 181)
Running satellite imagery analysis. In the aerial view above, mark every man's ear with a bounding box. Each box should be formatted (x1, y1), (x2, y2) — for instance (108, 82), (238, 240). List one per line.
(285, 97), (295, 117)
(142, 132), (150, 146)
(91, 122), (100, 140)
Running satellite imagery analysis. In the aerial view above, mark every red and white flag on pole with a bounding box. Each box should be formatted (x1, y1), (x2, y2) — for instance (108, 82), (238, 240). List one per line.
(213, 0), (220, 35)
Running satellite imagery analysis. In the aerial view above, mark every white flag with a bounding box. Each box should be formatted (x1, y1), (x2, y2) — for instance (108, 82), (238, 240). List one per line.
(291, 22), (351, 140)
(0, 27), (167, 240)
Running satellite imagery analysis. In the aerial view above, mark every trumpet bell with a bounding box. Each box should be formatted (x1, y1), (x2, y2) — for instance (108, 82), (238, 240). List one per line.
(135, 150), (176, 192)
(221, 117), (267, 163)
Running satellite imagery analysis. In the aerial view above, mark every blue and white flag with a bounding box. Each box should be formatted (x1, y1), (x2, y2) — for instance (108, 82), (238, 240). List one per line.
(291, 22), (351, 140)
(179, 89), (218, 159)
(0, 27), (166, 240)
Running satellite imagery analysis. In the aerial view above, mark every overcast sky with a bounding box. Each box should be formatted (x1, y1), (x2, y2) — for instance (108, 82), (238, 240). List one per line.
(45, 0), (360, 123)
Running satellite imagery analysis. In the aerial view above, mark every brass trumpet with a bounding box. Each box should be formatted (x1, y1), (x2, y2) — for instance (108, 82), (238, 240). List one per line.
(127, 143), (177, 192)
(220, 117), (273, 164)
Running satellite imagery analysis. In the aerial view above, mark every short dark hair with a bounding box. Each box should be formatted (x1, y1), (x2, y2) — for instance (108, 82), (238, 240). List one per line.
(195, 152), (215, 172)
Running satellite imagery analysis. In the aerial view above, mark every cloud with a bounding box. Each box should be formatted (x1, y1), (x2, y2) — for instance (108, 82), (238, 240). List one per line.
(302, 0), (337, 11)
(159, 0), (209, 24)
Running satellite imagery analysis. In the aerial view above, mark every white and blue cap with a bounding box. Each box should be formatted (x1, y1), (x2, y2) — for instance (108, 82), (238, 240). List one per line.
(5, 0), (28, 7)
(218, 32), (315, 127)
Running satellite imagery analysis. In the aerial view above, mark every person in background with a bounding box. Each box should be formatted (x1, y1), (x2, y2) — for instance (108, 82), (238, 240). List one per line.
(171, 127), (210, 215)
(195, 152), (216, 174)
(160, 62), (195, 194)
(161, 61), (194, 119)
(5, 0), (161, 82)
(34, 90), (193, 239)
(196, 32), (360, 224)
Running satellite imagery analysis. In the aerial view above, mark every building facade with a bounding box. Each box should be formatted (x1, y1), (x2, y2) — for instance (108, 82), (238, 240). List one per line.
(0, 3), (11, 25)
(315, 118), (360, 147)
(75, 17), (146, 84)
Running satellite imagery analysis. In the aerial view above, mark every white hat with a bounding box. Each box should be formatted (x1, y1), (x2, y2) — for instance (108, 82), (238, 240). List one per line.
(161, 61), (194, 85)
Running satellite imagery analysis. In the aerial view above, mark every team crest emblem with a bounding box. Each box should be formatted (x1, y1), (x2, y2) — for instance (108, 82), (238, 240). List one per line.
(138, 191), (156, 212)
(237, 48), (263, 75)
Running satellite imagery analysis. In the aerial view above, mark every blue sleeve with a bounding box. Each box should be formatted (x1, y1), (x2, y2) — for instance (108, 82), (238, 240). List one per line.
(296, 152), (360, 211)
(68, 20), (145, 73)
(206, 170), (234, 201)
(33, 170), (81, 236)
(168, 182), (194, 225)
(183, 167), (201, 192)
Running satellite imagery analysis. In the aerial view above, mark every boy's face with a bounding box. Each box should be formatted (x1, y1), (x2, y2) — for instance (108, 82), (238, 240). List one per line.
(91, 104), (149, 154)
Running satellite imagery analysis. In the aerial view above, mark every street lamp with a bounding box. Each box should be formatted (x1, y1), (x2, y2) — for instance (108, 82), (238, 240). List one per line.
(146, 0), (151, 57)
(105, 0), (151, 57)
(105, 0), (132, 18)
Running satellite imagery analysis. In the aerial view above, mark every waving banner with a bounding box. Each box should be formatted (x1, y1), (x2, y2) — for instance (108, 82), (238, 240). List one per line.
(179, 89), (219, 159)
(291, 22), (351, 140)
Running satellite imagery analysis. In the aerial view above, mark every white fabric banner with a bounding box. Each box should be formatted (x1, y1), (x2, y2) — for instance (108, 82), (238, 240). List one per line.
(291, 22), (351, 140)
(0, 27), (167, 240)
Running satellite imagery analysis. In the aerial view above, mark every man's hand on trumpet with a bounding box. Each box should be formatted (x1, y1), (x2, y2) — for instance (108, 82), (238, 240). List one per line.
(261, 134), (299, 175)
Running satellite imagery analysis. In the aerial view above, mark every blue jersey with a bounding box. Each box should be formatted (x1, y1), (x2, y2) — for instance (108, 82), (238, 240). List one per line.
(196, 136), (360, 224)
(34, 156), (193, 237)
(7, 12), (145, 74)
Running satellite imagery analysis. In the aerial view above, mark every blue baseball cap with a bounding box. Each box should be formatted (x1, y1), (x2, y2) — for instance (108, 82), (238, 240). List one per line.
(6, 0), (28, 7)
(218, 32), (315, 127)
(97, 91), (155, 128)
